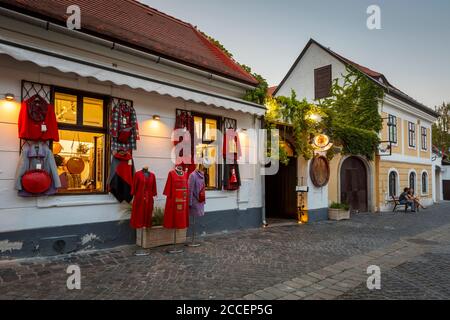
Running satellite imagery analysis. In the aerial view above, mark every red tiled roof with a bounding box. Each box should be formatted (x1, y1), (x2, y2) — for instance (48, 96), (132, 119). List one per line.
(267, 86), (277, 96)
(0, 0), (258, 85)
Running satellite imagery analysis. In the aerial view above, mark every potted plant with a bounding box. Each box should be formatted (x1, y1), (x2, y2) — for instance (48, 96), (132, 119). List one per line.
(328, 202), (350, 221)
(136, 207), (187, 249)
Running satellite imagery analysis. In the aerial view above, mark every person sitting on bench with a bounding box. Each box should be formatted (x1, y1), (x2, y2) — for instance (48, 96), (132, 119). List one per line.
(399, 187), (416, 212)
(408, 188), (426, 210)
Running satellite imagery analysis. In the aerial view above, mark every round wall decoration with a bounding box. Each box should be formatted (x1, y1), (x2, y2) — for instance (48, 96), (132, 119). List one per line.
(310, 155), (330, 188)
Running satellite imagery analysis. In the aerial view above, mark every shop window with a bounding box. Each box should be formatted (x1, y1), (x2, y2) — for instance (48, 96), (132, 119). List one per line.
(193, 114), (220, 189)
(421, 127), (427, 151)
(422, 172), (428, 194)
(409, 171), (416, 192)
(389, 171), (397, 196)
(53, 90), (108, 194)
(388, 115), (397, 144)
(408, 122), (416, 148)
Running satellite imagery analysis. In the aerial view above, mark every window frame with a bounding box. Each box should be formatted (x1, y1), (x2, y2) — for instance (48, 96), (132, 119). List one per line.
(52, 86), (111, 195)
(409, 171), (416, 191)
(421, 171), (428, 195)
(314, 65), (332, 100)
(421, 126), (428, 151)
(388, 114), (398, 144)
(408, 121), (416, 148)
(388, 171), (398, 197)
(191, 111), (223, 191)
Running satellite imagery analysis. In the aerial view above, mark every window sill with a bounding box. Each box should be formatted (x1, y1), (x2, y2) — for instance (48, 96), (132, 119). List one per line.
(37, 194), (118, 208)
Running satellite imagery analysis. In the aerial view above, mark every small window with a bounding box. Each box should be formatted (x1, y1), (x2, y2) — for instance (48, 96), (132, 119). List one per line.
(388, 115), (397, 144)
(422, 172), (428, 194)
(194, 114), (220, 189)
(421, 127), (427, 151)
(409, 172), (416, 192)
(314, 65), (332, 99)
(389, 171), (397, 196)
(53, 90), (108, 194)
(408, 122), (416, 148)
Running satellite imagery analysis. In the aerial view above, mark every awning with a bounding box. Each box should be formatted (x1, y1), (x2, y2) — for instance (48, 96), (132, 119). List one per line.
(0, 40), (266, 116)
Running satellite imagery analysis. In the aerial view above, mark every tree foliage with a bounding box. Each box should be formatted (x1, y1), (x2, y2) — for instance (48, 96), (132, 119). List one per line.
(433, 102), (450, 154)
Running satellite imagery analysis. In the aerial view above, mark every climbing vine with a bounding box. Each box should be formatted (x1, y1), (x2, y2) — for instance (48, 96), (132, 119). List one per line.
(266, 66), (384, 164)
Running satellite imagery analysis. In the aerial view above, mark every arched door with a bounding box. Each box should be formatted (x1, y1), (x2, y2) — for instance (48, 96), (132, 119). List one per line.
(340, 157), (368, 212)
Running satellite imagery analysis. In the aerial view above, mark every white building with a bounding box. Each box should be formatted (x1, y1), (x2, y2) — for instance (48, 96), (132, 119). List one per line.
(0, 1), (265, 257)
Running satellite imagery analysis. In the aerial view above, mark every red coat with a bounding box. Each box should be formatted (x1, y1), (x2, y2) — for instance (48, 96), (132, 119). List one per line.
(19, 95), (59, 142)
(130, 170), (157, 229)
(163, 169), (189, 229)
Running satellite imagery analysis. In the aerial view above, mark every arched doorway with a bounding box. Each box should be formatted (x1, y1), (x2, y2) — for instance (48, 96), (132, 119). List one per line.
(340, 156), (368, 212)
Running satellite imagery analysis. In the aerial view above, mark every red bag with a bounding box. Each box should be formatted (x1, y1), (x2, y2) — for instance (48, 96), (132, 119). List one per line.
(21, 169), (52, 194)
(198, 184), (206, 203)
(118, 127), (133, 143)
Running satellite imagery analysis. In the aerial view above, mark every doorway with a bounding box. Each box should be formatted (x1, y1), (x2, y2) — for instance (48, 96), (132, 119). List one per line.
(340, 156), (368, 212)
(265, 157), (298, 220)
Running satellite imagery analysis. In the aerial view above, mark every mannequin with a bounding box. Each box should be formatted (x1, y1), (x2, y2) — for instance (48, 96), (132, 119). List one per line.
(163, 165), (189, 253)
(131, 165), (157, 256)
(187, 162), (207, 247)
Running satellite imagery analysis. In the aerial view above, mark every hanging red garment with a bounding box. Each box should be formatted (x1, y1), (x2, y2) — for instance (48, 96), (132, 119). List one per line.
(223, 128), (242, 190)
(163, 168), (189, 229)
(130, 170), (157, 229)
(18, 94), (59, 142)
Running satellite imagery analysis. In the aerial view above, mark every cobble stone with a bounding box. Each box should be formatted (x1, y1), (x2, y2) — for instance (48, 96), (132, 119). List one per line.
(0, 203), (449, 300)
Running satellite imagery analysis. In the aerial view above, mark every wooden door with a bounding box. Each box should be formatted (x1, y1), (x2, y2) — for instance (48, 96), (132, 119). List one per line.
(444, 181), (450, 201)
(340, 157), (368, 212)
(265, 157), (298, 219)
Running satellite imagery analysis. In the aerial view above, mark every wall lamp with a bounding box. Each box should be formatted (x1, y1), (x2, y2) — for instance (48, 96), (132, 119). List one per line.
(153, 115), (161, 121)
(2, 93), (16, 101)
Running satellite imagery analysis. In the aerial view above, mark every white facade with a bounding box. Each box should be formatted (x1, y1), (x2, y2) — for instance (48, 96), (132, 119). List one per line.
(0, 12), (264, 256)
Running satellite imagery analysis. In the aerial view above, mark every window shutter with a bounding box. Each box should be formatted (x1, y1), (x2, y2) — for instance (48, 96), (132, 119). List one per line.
(314, 65), (332, 99)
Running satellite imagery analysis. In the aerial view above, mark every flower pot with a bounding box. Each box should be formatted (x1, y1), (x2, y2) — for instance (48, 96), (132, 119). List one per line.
(328, 208), (350, 221)
(136, 226), (187, 249)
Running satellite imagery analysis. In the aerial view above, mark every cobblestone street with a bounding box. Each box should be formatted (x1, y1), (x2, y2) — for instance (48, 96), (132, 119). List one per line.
(1, 202), (449, 300)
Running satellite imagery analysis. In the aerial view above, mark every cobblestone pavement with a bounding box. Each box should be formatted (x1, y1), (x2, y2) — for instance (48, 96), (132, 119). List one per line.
(0, 202), (449, 300)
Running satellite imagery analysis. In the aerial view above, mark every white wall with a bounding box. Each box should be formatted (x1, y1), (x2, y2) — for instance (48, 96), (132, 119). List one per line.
(0, 56), (263, 233)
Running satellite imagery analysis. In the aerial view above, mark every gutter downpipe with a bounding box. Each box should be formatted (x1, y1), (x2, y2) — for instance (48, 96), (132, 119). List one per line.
(0, 6), (256, 91)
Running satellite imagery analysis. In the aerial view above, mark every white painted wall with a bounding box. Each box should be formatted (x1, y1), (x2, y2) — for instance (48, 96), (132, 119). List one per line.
(0, 56), (263, 234)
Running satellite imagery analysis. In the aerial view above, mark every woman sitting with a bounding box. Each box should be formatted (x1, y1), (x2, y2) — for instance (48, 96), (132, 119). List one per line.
(408, 188), (426, 210)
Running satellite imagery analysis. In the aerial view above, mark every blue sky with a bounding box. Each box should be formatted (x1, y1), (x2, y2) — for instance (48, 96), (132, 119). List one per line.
(143, 0), (450, 108)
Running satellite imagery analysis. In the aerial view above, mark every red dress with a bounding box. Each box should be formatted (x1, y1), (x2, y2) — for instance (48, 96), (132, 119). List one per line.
(18, 95), (59, 142)
(163, 169), (189, 229)
(130, 170), (157, 229)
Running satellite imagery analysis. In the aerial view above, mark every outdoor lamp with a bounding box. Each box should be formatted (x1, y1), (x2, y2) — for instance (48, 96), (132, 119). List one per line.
(153, 115), (161, 121)
(307, 113), (322, 122)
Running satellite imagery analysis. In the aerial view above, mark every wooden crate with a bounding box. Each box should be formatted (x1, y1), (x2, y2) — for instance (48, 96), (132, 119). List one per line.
(136, 226), (187, 249)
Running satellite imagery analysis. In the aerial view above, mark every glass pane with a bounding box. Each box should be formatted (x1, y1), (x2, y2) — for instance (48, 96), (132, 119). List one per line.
(195, 143), (217, 189)
(55, 92), (77, 124)
(83, 97), (104, 127)
(55, 130), (105, 193)
(194, 116), (203, 141)
(204, 118), (217, 141)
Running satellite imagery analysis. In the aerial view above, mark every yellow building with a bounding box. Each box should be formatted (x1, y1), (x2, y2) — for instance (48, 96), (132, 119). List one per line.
(273, 39), (439, 216)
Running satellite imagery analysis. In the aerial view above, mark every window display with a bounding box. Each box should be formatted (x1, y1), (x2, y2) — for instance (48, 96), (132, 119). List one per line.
(53, 91), (107, 194)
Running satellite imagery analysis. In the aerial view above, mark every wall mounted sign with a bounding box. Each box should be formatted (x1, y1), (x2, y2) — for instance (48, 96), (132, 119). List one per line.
(309, 155), (330, 188)
(312, 134), (333, 152)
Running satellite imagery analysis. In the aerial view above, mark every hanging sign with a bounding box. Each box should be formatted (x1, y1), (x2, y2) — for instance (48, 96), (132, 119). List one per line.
(309, 155), (330, 188)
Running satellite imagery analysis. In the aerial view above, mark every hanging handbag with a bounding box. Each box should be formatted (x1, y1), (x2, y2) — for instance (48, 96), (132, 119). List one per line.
(198, 184), (206, 203)
(67, 132), (86, 174)
(21, 157), (52, 194)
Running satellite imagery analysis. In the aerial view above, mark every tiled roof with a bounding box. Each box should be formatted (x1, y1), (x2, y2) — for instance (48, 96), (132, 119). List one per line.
(267, 86), (278, 96)
(0, 0), (258, 85)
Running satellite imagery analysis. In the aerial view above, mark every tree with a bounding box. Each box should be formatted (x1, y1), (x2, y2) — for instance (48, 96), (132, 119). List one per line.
(433, 102), (450, 154)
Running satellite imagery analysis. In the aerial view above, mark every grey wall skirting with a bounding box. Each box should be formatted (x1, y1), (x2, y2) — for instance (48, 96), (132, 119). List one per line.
(0, 207), (263, 259)
(307, 207), (328, 222)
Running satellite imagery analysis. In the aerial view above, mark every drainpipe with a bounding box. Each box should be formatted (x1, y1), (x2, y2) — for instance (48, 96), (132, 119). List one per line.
(260, 116), (267, 226)
(0, 6), (256, 91)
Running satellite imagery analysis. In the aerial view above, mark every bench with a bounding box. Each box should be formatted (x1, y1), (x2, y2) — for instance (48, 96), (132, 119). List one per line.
(390, 195), (418, 213)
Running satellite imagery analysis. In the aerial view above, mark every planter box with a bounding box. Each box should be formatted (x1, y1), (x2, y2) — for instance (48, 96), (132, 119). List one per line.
(136, 226), (187, 249)
(328, 208), (350, 221)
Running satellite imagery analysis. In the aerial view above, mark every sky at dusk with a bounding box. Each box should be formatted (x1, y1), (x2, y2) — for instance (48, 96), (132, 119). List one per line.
(142, 0), (450, 109)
